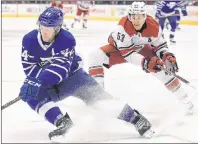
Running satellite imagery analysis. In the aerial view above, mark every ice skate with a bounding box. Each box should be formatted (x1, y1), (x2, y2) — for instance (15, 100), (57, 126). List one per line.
(176, 25), (181, 30)
(82, 23), (87, 29)
(170, 38), (176, 44)
(49, 113), (73, 140)
(63, 24), (69, 31)
(132, 110), (155, 138)
(71, 23), (74, 28)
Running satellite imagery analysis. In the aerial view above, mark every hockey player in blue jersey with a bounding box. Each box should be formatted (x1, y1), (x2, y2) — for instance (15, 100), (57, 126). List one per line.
(155, 1), (185, 44)
(165, 1), (188, 30)
(175, 1), (188, 30)
(19, 7), (154, 140)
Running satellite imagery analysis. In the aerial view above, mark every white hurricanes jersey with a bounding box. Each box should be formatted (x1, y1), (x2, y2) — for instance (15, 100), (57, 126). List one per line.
(108, 15), (168, 64)
(77, 0), (93, 11)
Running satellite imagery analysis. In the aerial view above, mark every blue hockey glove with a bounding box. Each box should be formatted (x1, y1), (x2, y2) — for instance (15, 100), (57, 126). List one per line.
(181, 9), (187, 16)
(19, 76), (42, 102)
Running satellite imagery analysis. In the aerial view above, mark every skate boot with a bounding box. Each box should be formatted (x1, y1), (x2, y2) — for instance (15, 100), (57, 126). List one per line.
(132, 110), (155, 138)
(170, 38), (176, 44)
(178, 94), (195, 115)
(63, 24), (69, 30)
(185, 102), (194, 115)
(71, 23), (74, 28)
(82, 23), (87, 29)
(165, 22), (170, 30)
(176, 25), (181, 30)
(49, 113), (73, 140)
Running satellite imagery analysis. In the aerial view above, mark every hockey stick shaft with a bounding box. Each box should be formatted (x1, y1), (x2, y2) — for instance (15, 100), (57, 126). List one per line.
(158, 14), (180, 18)
(158, 66), (196, 89)
(1, 96), (21, 110)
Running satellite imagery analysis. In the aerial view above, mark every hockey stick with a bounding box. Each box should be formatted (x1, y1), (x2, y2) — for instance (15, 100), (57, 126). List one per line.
(158, 14), (180, 18)
(1, 96), (21, 110)
(158, 66), (197, 90)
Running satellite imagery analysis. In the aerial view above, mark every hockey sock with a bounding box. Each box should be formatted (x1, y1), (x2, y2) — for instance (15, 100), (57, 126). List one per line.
(27, 99), (63, 126)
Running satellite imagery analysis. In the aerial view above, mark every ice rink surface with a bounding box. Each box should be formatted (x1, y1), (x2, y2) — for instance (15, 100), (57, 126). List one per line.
(2, 18), (198, 143)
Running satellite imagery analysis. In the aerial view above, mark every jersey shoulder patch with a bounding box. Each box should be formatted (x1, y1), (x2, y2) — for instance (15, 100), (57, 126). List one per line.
(22, 30), (38, 50)
(118, 16), (128, 26)
(58, 29), (76, 48)
(144, 15), (160, 38)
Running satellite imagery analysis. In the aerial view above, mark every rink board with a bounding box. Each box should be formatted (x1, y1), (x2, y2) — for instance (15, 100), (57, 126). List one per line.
(2, 4), (198, 25)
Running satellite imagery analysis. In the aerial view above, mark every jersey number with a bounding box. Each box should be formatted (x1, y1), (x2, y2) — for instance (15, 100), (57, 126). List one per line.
(45, 12), (51, 16)
(21, 50), (29, 60)
(117, 32), (125, 42)
(166, 2), (176, 9)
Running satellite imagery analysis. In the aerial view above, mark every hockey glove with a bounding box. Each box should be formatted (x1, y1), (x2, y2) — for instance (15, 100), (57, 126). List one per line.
(142, 56), (164, 73)
(162, 52), (179, 74)
(181, 9), (187, 16)
(19, 76), (42, 102)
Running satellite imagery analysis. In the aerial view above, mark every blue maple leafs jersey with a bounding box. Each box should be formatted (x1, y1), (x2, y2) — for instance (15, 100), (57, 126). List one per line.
(21, 29), (82, 87)
(156, 1), (186, 16)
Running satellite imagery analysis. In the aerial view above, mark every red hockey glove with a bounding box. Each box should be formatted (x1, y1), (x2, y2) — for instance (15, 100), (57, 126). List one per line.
(142, 56), (164, 73)
(162, 52), (179, 73)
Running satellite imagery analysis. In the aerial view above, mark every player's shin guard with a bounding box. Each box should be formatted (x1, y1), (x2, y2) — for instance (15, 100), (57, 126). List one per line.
(89, 66), (104, 88)
(82, 20), (87, 29)
(49, 113), (73, 140)
(176, 16), (181, 30)
(88, 49), (109, 88)
(82, 19), (88, 29)
(165, 77), (194, 115)
(27, 99), (65, 125)
(82, 15), (88, 29)
(71, 16), (80, 28)
(170, 22), (176, 44)
(118, 104), (154, 138)
(169, 30), (176, 44)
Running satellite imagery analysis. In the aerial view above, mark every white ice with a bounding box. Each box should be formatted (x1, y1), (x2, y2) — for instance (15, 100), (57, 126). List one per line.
(2, 18), (198, 143)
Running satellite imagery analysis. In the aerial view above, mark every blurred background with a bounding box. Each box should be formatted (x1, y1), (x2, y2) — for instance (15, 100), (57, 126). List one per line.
(2, 0), (198, 5)
(2, 0), (198, 24)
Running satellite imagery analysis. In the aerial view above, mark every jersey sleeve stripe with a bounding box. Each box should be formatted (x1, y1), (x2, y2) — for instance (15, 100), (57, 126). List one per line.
(50, 64), (68, 73)
(54, 59), (65, 63)
(35, 68), (42, 78)
(22, 61), (37, 64)
(119, 43), (135, 50)
(53, 57), (68, 61)
(27, 65), (37, 76)
(23, 65), (34, 70)
(45, 69), (63, 82)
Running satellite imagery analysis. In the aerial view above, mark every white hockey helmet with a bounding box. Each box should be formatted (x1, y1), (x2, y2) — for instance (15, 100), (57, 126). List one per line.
(128, 1), (147, 20)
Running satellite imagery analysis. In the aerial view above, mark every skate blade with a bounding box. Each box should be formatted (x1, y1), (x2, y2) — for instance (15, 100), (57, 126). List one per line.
(50, 135), (66, 143)
(143, 128), (155, 138)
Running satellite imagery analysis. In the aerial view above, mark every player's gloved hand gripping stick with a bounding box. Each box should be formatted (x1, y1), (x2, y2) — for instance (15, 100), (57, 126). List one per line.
(158, 65), (197, 91)
(1, 76), (41, 110)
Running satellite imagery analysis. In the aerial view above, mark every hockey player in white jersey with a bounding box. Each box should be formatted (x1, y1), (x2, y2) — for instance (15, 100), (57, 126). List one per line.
(71, 0), (95, 29)
(51, 0), (69, 30)
(88, 1), (195, 118)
